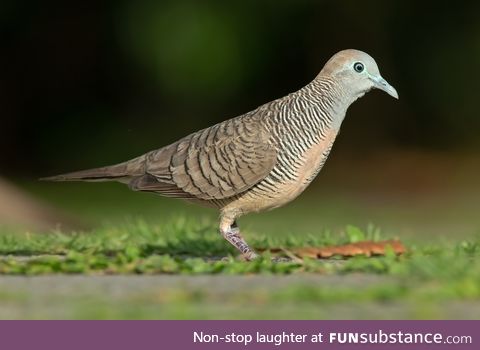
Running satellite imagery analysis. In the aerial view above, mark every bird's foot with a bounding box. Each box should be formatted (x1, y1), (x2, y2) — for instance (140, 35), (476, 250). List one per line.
(219, 251), (258, 262)
(241, 251), (259, 261)
(221, 226), (258, 261)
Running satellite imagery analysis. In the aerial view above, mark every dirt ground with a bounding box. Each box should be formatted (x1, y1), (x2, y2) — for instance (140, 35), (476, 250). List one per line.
(0, 274), (479, 319)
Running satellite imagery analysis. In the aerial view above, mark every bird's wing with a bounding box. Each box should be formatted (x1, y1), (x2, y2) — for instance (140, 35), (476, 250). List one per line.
(130, 111), (277, 200)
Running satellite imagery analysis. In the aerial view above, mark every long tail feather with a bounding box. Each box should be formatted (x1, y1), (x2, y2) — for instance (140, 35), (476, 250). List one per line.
(40, 155), (146, 182)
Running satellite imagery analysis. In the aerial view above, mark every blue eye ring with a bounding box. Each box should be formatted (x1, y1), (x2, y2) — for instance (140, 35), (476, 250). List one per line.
(353, 62), (364, 73)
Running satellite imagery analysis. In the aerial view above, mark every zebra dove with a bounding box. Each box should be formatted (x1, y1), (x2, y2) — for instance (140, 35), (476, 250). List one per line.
(43, 49), (398, 260)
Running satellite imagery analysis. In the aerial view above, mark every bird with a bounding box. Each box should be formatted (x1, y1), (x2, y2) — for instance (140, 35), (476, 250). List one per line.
(42, 49), (398, 260)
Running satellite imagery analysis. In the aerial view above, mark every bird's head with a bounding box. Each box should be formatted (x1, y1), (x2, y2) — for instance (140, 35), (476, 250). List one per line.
(320, 49), (398, 100)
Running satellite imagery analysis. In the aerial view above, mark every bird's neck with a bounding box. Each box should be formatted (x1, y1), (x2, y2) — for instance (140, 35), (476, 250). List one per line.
(299, 76), (353, 131)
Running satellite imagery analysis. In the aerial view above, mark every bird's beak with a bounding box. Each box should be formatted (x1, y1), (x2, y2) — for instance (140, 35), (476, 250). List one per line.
(371, 75), (399, 99)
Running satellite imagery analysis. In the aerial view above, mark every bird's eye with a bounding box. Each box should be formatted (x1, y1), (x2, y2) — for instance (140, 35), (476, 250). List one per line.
(353, 62), (364, 73)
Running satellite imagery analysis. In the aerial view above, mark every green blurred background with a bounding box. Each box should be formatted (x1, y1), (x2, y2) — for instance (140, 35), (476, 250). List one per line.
(1, 0), (479, 237)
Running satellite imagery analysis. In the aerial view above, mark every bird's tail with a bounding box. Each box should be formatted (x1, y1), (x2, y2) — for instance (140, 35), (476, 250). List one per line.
(40, 155), (146, 182)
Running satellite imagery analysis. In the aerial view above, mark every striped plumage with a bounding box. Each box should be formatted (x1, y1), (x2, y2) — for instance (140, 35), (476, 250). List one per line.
(43, 49), (398, 260)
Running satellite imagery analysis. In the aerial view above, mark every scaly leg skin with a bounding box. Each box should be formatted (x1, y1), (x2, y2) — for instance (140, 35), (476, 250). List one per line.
(220, 216), (258, 261)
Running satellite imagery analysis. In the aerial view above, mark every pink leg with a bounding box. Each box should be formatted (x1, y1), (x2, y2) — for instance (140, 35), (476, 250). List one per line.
(219, 217), (258, 261)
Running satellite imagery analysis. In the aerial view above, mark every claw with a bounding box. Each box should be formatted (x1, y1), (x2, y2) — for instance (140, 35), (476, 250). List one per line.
(241, 251), (259, 261)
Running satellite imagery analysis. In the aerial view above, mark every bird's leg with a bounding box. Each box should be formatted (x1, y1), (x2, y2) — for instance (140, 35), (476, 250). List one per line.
(220, 217), (258, 261)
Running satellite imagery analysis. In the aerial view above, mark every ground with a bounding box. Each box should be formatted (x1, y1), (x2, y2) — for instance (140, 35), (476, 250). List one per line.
(0, 207), (479, 319)
(2, 275), (480, 319)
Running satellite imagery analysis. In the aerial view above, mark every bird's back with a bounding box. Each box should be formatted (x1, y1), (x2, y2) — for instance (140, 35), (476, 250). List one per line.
(130, 106), (278, 203)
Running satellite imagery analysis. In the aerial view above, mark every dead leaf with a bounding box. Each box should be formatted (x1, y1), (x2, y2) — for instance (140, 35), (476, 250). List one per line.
(259, 240), (406, 259)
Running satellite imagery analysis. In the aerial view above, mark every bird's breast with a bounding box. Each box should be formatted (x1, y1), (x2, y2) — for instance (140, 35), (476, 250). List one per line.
(296, 128), (338, 186)
(275, 127), (338, 200)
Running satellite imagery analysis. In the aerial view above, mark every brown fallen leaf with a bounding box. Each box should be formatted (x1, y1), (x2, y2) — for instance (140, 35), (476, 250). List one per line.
(259, 240), (406, 259)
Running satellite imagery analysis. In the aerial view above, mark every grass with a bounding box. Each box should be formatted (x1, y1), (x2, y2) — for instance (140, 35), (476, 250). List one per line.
(0, 219), (380, 274)
(0, 218), (479, 296)
(0, 218), (479, 319)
